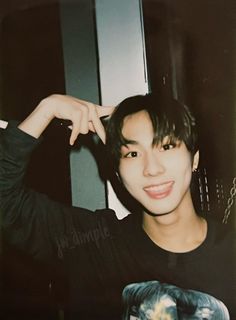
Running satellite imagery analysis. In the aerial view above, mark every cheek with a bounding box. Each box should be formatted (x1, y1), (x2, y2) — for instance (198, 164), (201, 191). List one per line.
(175, 157), (193, 185)
(165, 149), (192, 179)
(119, 161), (141, 187)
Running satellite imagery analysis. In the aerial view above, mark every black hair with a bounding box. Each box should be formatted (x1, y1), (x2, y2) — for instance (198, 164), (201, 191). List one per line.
(106, 93), (198, 170)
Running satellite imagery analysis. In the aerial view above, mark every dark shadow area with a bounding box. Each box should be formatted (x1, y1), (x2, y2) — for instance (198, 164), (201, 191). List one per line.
(0, 2), (70, 319)
(0, 1), (71, 203)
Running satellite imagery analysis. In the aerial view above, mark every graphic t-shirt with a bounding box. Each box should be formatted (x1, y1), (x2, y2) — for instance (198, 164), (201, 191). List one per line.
(122, 281), (229, 319)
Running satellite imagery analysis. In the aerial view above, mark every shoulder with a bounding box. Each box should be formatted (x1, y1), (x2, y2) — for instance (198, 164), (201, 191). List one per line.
(206, 215), (234, 254)
(207, 215), (233, 238)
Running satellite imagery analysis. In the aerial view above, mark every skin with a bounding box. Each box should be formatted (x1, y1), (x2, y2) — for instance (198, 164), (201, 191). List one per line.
(119, 110), (206, 253)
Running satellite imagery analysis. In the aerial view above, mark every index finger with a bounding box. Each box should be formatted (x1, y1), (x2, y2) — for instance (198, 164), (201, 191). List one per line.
(71, 97), (115, 119)
(96, 105), (116, 119)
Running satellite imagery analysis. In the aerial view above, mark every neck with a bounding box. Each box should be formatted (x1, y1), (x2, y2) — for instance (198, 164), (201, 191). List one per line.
(142, 206), (207, 253)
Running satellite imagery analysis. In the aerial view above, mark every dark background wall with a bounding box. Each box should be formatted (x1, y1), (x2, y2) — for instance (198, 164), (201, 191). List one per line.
(0, 1), (69, 319)
(0, 0), (71, 204)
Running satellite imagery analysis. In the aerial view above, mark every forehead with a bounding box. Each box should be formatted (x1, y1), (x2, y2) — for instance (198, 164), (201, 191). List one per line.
(122, 110), (154, 141)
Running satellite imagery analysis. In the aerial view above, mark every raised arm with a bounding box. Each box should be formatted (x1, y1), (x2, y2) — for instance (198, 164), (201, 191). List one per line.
(0, 94), (115, 261)
(18, 94), (115, 144)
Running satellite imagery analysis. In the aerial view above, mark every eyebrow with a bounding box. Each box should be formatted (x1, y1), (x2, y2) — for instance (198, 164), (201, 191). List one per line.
(121, 139), (139, 146)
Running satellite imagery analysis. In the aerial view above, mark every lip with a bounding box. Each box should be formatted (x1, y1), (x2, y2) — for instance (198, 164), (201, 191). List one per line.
(143, 181), (174, 200)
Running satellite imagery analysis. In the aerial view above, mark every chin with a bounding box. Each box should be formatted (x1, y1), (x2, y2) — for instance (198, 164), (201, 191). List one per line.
(143, 209), (180, 226)
(144, 209), (173, 217)
(142, 202), (176, 217)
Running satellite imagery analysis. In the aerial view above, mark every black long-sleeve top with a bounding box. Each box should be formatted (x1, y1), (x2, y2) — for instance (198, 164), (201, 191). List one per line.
(0, 122), (235, 319)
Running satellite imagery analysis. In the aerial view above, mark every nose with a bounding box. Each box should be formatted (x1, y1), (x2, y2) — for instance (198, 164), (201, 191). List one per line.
(143, 150), (165, 177)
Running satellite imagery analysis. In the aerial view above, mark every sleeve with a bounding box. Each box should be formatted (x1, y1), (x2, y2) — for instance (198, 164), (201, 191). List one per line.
(0, 122), (113, 262)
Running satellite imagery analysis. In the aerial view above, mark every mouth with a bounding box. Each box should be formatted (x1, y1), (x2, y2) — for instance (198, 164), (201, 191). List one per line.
(143, 181), (174, 200)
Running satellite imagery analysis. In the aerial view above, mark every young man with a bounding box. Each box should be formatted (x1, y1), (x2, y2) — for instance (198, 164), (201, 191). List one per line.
(0, 93), (235, 319)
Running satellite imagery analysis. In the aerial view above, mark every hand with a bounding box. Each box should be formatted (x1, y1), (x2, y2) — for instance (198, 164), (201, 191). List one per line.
(18, 94), (115, 145)
(47, 95), (115, 145)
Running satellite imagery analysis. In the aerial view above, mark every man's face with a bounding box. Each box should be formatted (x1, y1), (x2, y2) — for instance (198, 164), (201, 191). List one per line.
(118, 110), (199, 218)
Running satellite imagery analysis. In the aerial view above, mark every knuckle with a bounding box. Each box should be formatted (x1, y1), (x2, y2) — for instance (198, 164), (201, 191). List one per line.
(41, 94), (62, 105)
(88, 103), (96, 114)
(90, 102), (96, 110)
(49, 94), (62, 101)
(80, 128), (89, 134)
(76, 103), (89, 116)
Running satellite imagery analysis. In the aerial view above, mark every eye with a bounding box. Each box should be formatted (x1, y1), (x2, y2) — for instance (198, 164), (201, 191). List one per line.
(160, 143), (175, 151)
(124, 151), (139, 158)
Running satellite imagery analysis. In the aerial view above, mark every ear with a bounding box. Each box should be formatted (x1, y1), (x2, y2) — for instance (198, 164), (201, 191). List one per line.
(192, 150), (199, 172)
